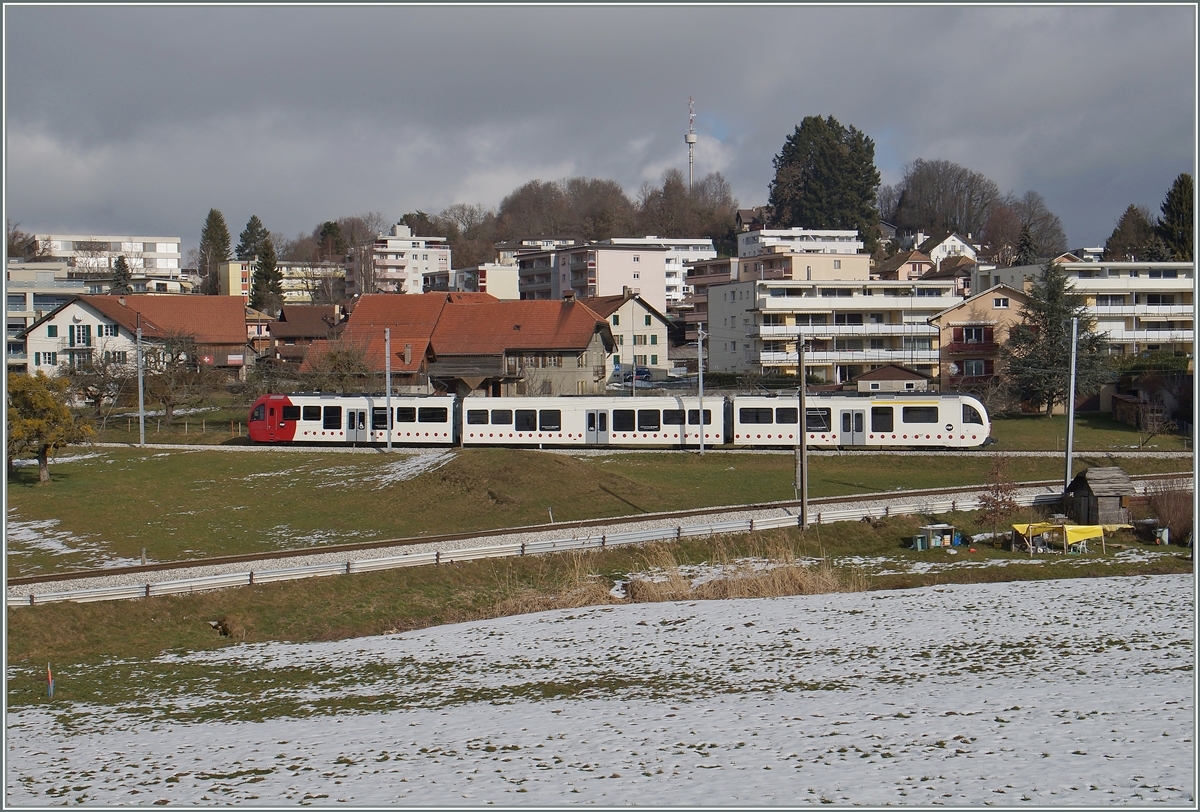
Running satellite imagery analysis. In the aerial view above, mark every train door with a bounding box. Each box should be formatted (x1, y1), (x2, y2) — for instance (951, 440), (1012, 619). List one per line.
(346, 409), (368, 443)
(586, 410), (609, 445)
(840, 409), (865, 446)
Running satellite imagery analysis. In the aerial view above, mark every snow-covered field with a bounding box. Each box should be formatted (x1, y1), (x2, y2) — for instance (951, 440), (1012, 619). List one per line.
(5, 574), (1195, 806)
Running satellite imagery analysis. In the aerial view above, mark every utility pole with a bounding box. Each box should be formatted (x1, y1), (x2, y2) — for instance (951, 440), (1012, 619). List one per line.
(136, 313), (145, 448)
(796, 331), (808, 529)
(385, 327), (392, 453)
(697, 322), (706, 455)
(1063, 316), (1078, 492)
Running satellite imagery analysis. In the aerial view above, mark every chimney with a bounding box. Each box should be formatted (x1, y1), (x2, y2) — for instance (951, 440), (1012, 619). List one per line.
(118, 297), (126, 307)
(403, 343), (412, 365)
(562, 291), (575, 302)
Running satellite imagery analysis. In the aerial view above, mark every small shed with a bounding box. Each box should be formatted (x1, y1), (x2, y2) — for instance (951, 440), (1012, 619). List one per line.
(1064, 467), (1136, 525)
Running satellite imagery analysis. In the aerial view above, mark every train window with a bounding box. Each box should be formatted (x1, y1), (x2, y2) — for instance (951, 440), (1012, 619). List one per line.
(372, 408), (390, 430)
(251, 404), (265, 422)
(902, 406), (939, 424)
(302, 405), (321, 421)
(739, 408), (773, 424)
(490, 409), (513, 425)
(466, 410), (489, 425)
(662, 409), (685, 425)
(282, 406), (301, 421)
(871, 406), (894, 432)
(539, 410), (562, 431)
(804, 408), (831, 431)
(515, 410), (537, 431)
(587, 412), (597, 431)
(418, 407), (448, 423)
(687, 409), (712, 425)
(323, 406), (342, 429)
(613, 409), (635, 431)
(637, 410), (660, 431)
(963, 404), (984, 425)
(775, 407), (798, 424)
(395, 407), (416, 423)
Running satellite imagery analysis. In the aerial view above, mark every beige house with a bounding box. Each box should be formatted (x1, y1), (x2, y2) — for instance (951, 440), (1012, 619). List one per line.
(927, 284), (1028, 391)
(582, 291), (673, 379)
(737, 248), (871, 283)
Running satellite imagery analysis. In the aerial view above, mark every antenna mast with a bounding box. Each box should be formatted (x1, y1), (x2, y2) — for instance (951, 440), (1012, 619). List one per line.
(685, 96), (697, 191)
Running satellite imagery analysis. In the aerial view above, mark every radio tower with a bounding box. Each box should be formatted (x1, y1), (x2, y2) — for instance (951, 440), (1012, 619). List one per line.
(685, 97), (697, 191)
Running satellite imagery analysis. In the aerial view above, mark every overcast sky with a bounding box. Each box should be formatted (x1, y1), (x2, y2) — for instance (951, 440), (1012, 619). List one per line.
(4, 5), (1195, 258)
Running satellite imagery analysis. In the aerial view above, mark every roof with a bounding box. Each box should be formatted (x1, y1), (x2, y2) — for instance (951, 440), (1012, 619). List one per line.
(850, 364), (932, 382)
(271, 305), (340, 339)
(875, 249), (933, 276)
(326, 293), (454, 373)
(1066, 467), (1136, 497)
(927, 283), (1027, 322)
(922, 255), (976, 279)
(430, 299), (613, 357)
(580, 293), (671, 325)
(42, 294), (248, 345)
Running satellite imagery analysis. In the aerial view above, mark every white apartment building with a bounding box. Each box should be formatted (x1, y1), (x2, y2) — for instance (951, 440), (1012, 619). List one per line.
(278, 261), (346, 304)
(598, 237), (716, 306)
(972, 261), (1194, 358)
(738, 228), (863, 258)
(707, 278), (963, 384)
(495, 237), (580, 266)
(423, 263), (520, 300)
(29, 234), (182, 280)
(347, 223), (450, 295)
(518, 243), (669, 314)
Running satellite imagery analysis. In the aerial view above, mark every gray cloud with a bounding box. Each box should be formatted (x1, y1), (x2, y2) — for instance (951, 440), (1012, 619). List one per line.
(5, 5), (1194, 253)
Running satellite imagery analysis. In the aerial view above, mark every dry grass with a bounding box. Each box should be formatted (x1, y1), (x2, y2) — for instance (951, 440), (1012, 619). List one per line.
(1145, 479), (1194, 543)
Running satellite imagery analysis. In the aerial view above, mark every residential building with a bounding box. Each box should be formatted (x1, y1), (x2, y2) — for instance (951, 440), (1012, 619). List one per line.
(495, 237), (580, 266)
(245, 306), (275, 356)
(217, 260), (253, 303)
(680, 256), (739, 343)
(873, 250), (933, 281)
(598, 237), (716, 306)
(737, 227), (863, 258)
(302, 293), (614, 397)
(706, 278), (962, 384)
(582, 291), (672, 378)
(423, 263), (521, 300)
(17, 294), (249, 378)
(517, 243), (669, 313)
(971, 261), (1194, 359)
(845, 364), (932, 393)
(915, 232), (980, 267)
(927, 284), (1029, 391)
(277, 261), (346, 304)
(738, 249), (872, 283)
(26, 234), (182, 281)
(268, 304), (343, 365)
(346, 223), (450, 296)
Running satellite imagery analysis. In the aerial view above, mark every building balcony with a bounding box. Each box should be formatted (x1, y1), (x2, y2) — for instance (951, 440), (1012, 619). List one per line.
(943, 341), (1000, 354)
(757, 348), (940, 366)
(1102, 327), (1194, 344)
(1091, 304), (1194, 318)
(1068, 277), (1194, 293)
(6, 350), (27, 361)
(750, 323), (938, 338)
(947, 374), (997, 387)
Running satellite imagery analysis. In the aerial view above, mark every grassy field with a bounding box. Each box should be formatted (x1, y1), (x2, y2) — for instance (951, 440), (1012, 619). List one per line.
(5, 514), (1192, 717)
(5, 446), (1191, 577)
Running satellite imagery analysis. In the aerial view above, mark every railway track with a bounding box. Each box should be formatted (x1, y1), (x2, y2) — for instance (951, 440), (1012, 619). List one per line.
(8, 472), (1190, 588)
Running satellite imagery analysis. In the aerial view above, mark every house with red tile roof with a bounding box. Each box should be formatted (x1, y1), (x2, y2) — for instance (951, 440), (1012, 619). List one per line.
(300, 292), (615, 396)
(581, 291), (672, 379)
(18, 294), (251, 377)
(269, 304), (344, 365)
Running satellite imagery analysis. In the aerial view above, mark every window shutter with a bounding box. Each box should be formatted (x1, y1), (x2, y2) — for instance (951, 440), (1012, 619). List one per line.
(983, 327), (994, 343)
(68, 326), (75, 347)
(952, 327), (963, 342)
(85, 325), (93, 346)
(984, 359), (994, 375)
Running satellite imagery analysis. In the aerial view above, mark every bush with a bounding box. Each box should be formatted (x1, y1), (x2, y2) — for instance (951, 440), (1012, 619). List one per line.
(1146, 479), (1193, 544)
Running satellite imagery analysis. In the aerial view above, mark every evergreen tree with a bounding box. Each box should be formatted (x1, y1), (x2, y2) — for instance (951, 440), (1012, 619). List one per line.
(767, 115), (882, 254)
(1103, 204), (1157, 261)
(1157, 172), (1193, 261)
(1001, 262), (1110, 416)
(1014, 224), (1038, 266)
(318, 221), (348, 258)
(250, 237), (283, 315)
(235, 214), (270, 261)
(109, 255), (133, 295)
(197, 208), (232, 295)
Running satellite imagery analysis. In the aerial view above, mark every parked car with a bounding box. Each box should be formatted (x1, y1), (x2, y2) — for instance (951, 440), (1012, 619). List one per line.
(622, 367), (652, 383)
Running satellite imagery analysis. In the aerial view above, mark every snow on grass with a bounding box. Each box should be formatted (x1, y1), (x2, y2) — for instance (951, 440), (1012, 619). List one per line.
(3, 514), (141, 572)
(5, 574), (1193, 805)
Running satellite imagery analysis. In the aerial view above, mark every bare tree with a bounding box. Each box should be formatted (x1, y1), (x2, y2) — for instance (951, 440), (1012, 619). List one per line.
(1009, 190), (1067, 258)
(892, 158), (1001, 236)
(976, 455), (1020, 544)
(300, 333), (376, 393)
(143, 332), (227, 424)
(67, 338), (135, 427)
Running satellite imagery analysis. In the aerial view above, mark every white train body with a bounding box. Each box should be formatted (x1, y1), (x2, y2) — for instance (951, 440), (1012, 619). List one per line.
(249, 391), (991, 450)
(729, 393), (990, 449)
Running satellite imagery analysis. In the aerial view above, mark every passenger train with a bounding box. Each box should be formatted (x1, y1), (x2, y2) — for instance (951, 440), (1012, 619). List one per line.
(248, 391), (992, 450)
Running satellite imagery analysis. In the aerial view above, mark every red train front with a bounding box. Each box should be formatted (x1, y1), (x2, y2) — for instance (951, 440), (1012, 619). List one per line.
(247, 394), (300, 443)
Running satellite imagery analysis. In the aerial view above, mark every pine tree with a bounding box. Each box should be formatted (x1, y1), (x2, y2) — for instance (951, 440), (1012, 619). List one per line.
(109, 255), (133, 295)
(1158, 172), (1193, 261)
(767, 115), (882, 254)
(1103, 204), (1157, 261)
(235, 214), (270, 262)
(1014, 224), (1038, 266)
(198, 209), (232, 295)
(250, 237), (283, 315)
(1001, 262), (1111, 416)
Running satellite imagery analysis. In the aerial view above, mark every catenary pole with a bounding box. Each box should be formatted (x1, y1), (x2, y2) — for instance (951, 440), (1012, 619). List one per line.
(136, 313), (145, 448)
(697, 322), (705, 456)
(1063, 316), (1078, 492)
(797, 331), (808, 529)
(385, 327), (392, 453)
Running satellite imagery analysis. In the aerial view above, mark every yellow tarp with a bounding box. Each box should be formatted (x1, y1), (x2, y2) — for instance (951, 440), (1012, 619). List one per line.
(1012, 522), (1131, 544)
